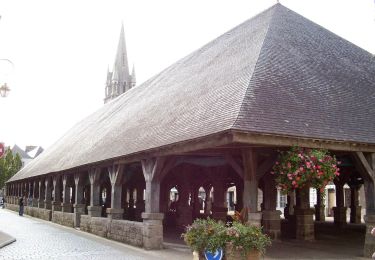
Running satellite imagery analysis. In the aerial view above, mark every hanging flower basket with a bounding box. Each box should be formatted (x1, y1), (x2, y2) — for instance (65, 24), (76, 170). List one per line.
(271, 147), (340, 194)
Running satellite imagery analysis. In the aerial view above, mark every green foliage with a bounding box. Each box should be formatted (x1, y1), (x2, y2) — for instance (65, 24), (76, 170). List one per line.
(182, 218), (227, 253)
(182, 218), (272, 257)
(226, 222), (271, 256)
(0, 148), (22, 189)
(272, 146), (340, 194)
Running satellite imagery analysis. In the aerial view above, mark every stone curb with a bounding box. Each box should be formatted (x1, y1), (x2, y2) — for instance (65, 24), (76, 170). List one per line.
(0, 230), (16, 248)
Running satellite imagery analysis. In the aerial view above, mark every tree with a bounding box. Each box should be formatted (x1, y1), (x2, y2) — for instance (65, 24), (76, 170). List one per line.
(0, 148), (22, 189)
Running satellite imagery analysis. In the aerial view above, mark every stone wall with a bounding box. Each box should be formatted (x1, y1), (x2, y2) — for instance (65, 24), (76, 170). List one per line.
(5, 204), (151, 249)
(80, 215), (91, 233)
(5, 204), (19, 212)
(108, 219), (143, 247)
(52, 211), (75, 228)
(81, 216), (143, 248)
(89, 217), (110, 238)
(6, 204), (51, 221)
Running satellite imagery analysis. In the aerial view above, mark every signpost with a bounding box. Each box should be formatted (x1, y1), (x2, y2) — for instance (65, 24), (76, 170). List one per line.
(204, 248), (223, 260)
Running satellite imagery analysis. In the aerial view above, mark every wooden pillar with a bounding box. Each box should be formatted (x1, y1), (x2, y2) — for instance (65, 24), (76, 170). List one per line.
(333, 178), (347, 226)
(61, 174), (72, 213)
(262, 174), (281, 239)
(38, 179), (45, 208)
(52, 175), (61, 211)
(33, 180), (38, 207)
(44, 177), (52, 209)
(88, 168), (101, 217)
(141, 158), (165, 250)
(242, 148), (261, 226)
(354, 152), (375, 257)
(315, 189), (325, 222)
(106, 164), (124, 220)
(295, 186), (314, 240)
(211, 168), (227, 221)
(349, 183), (362, 224)
(73, 173), (86, 227)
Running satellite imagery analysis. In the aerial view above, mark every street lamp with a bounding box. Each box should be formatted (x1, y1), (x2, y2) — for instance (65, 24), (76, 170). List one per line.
(0, 59), (14, 98)
(0, 83), (10, 97)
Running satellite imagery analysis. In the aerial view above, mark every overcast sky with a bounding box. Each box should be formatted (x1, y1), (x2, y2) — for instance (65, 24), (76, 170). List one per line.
(0, 0), (374, 150)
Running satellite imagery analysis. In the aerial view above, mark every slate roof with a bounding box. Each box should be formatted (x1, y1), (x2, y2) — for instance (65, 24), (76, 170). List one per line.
(9, 4), (375, 182)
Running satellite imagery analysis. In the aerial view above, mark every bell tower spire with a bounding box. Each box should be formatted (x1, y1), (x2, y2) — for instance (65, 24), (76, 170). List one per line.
(104, 23), (135, 104)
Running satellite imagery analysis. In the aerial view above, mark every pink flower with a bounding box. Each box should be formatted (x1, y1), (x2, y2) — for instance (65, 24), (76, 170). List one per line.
(270, 171), (274, 175)
(306, 162), (311, 169)
(287, 162), (292, 169)
(292, 181), (296, 185)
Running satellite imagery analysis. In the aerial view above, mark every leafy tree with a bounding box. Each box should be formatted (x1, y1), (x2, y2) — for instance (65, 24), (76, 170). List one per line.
(0, 148), (22, 189)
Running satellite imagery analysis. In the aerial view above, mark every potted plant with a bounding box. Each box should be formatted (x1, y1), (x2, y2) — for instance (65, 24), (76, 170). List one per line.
(271, 146), (340, 194)
(225, 222), (271, 260)
(183, 218), (271, 260)
(182, 218), (227, 260)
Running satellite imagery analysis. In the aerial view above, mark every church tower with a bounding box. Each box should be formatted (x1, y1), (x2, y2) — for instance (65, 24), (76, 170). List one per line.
(104, 24), (136, 103)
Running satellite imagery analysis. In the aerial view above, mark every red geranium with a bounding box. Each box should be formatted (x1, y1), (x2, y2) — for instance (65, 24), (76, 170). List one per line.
(271, 147), (340, 194)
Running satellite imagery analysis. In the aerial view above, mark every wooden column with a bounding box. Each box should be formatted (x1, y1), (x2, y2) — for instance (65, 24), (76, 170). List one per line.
(353, 152), (375, 257)
(315, 189), (325, 222)
(349, 183), (361, 224)
(262, 173), (281, 239)
(333, 178), (347, 226)
(52, 175), (61, 211)
(141, 157), (165, 250)
(106, 164), (124, 220)
(44, 177), (52, 209)
(73, 173), (86, 227)
(242, 148), (261, 226)
(38, 179), (44, 208)
(61, 174), (72, 213)
(88, 168), (101, 217)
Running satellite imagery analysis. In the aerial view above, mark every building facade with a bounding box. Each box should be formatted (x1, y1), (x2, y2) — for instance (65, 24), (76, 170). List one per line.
(5, 4), (375, 257)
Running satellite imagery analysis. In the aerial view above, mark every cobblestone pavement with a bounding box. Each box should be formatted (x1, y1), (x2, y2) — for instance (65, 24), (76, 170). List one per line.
(0, 209), (191, 260)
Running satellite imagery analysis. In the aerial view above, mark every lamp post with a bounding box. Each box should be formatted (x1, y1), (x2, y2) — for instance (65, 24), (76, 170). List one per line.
(0, 83), (10, 97)
(0, 59), (14, 98)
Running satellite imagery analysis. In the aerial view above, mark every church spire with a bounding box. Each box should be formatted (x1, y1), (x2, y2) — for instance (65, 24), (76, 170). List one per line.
(113, 23), (130, 83)
(104, 23), (134, 104)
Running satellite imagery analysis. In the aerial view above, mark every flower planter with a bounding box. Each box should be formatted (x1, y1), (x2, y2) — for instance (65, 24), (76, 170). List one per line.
(225, 248), (260, 260)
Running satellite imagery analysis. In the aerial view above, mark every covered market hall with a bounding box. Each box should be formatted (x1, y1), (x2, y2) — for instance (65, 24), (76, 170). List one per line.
(5, 4), (375, 258)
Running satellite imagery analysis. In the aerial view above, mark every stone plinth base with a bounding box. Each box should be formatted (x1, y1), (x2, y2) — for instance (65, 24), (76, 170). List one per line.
(333, 206), (347, 226)
(106, 208), (124, 220)
(295, 208), (314, 241)
(314, 205), (325, 222)
(262, 210), (281, 239)
(61, 203), (73, 213)
(247, 212), (262, 227)
(52, 201), (61, 212)
(142, 212), (164, 250)
(32, 199), (38, 207)
(74, 204), (86, 227)
(364, 215), (375, 257)
(350, 206), (361, 224)
(88, 206), (102, 217)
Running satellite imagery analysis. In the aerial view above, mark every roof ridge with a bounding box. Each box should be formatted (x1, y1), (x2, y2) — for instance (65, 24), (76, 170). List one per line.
(231, 4), (279, 130)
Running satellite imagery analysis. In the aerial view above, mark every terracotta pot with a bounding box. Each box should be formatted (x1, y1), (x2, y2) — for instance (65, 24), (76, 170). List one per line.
(225, 248), (260, 260)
